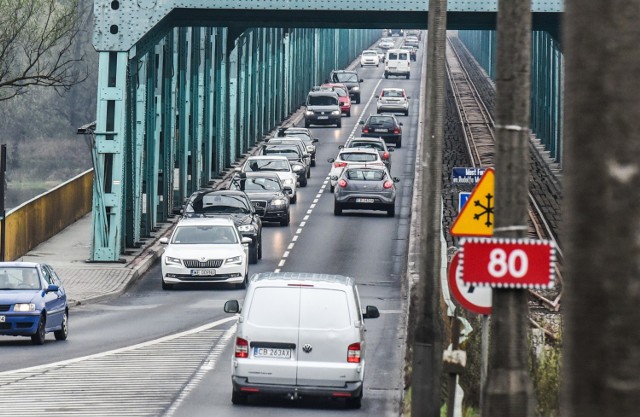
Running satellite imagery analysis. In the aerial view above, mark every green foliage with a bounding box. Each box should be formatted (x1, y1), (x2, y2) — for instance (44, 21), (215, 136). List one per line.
(458, 315), (483, 409)
(531, 344), (561, 417)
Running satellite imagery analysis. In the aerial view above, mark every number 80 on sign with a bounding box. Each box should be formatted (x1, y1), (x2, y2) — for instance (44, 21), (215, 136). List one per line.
(459, 237), (556, 289)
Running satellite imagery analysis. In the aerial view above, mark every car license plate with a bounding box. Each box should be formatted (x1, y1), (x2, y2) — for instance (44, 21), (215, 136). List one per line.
(191, 269), (216, 276)
(253, 347), (292, 359)
(0, 315), (4, 323)
(356, 198), (375, 203)
(317, 116), (328, 120)
(375, 129), (388, 133)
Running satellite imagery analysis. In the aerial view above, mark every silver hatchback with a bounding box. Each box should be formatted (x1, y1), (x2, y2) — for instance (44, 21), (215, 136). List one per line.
(224, 272), (380, 409)
(333, 165), (400, 217)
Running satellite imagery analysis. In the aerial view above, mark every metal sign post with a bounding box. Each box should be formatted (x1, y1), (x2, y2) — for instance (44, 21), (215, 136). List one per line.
(0, 144), (6, 261)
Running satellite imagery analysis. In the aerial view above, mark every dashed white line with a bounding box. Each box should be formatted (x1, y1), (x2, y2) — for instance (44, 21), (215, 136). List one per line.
(296, 228), (303, 234)
(288, 243), (295, 250)
(307, 209), (313, 215)
(292, 235), (298, 242)
(300, 222), (306, 227)
(278, 260), (286, 267)
(310, 204), (316, 209)
(303, 215), (309, 221)
(283, 251), (290, 258)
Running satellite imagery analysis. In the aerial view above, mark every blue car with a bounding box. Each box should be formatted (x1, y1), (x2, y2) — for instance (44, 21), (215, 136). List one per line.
(0, 262), (69, 345)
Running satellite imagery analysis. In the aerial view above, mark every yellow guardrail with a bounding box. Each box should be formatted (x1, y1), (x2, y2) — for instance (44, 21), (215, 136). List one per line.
(5, 169), (93, 260)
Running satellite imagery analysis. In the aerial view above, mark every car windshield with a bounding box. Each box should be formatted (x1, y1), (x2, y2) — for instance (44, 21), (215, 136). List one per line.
(388, 52), (408, 60)
(0, 267), (42, 290)
(244, 177), (282, 192)
(308, 95), (338, 106)
(246, 159), (290, 172)
(189, 194), (251, 214)
(346, 169), (386, 181)
(284, 133), (312, 145)
(263, 146), (300, 158)
(171, 225), (238, 244)
(330, 87), (347, 97)
(349, 141), (384, 151)
(332, 73), (358, 83)
(382, 90), (403, 98)
(368, 116), (395, 127)
(363, 51), (377, 56)
(340, 152), (378, 162)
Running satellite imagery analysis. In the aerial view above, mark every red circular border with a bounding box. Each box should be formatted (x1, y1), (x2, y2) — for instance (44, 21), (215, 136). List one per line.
(448, 251), (492, 315)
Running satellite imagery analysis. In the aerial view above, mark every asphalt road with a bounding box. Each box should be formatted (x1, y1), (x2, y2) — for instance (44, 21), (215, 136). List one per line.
(0, 37), (425, 417)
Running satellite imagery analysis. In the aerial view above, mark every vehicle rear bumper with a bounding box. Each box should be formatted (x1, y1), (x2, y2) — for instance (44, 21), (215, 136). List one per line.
(232, 376), (363, 398)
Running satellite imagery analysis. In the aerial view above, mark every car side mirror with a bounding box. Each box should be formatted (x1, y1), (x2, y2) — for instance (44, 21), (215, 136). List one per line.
(388, 147), (395, 152)
(234, 167), (241, 172)
(407, 96), (411, 99)
(46, 284), (59, 293)
(330, 175), (339, 181)
(375, 95), (379, 98)
(283, 186), (292, 193)
(363, 305), (380, 319)
(327, 158), (335, 163)
(313, 139), (319, 143)
(359, 120), (365, 125)
(399, 122), (404, 126)
(393, 177), (401, 183)
(303, 153), (310, 158)
(359, 79), (364, 82)
(338, 145), (344, 149)
(159, 237), (169, 244)
(241, 237), (252, 245)
(224, 300), (240, 314)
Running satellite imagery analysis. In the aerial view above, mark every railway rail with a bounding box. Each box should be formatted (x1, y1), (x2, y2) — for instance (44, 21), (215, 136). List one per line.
(445, 35), (563, 339)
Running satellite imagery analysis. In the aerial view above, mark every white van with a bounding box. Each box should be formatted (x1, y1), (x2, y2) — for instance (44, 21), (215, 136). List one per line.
(384, 49), (411, 79)
(224, 272), (380, 409)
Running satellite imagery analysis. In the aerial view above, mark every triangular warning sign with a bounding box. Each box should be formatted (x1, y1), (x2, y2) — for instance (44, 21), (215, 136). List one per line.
(450, 168), (495, 237)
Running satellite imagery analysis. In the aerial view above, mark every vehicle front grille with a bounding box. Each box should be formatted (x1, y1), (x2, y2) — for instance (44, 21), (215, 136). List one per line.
(252, 200), (267, 216)
(0, 323), (10, 330)
(0, 305), (10, 312)
(183, 259), (223, 268)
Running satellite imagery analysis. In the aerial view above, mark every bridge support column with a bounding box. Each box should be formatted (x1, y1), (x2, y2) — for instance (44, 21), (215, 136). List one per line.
(145, 46), (161, 233)
(214, 28), (228, 173)
(202, 28), (214, 185)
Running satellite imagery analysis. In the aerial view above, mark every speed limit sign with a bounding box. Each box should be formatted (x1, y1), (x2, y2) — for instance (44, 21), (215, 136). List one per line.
(459, 237), (556, 289)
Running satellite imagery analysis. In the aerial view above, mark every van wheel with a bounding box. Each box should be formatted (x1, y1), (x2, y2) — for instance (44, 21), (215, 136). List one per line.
(232, 390), (248, 405)
(54, 311), (68, 341)
(31, 315), (46, 345)
(345, 397), (362, 409)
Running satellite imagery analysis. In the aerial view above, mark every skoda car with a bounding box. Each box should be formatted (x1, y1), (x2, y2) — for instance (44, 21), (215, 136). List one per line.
(183, 189), (263, 264)
(0, 262), (69, 345)
(321, 83), (352, 116)
(240, 156), (298, 204)
(334, 165), (400, 217)
(160, 217), (252, 290)
(229, 172), (291, 226)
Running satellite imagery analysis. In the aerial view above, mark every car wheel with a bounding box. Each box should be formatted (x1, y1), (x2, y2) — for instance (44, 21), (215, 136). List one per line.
(307, 168), (311, 179)
(31, 315), (46, 345)
(337, 120), (342, 128)
(311, 159), (316, 167)
(384, 73), (389, 79)
(280, 213), (290, 226)
(405, 110), (409, 116)
(54, 310), (68, 341)
(258, 236), (263, 259)
(304, 120), (310, 128)
(329, 184), (334, 193)
(360, 64), (363, 67)
(396, 139), (402, 148)
(162, 279), (174, 290)
(356, 96), (361, 104)
(346, 110), (351, 117)
(236, 273), (248, 290)
(232, 390), (249, 405)
(406, 74), (410, 80)
(387, 205), (396, 217)
(334, 202), (343, 215)
(345, 396), (362, 409)
(300, 176), (308, 187)
(249, 243), (259, 264)
(291, 193), (297, 204)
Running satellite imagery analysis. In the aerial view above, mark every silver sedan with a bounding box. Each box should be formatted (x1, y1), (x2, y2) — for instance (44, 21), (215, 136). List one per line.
(333, 165), (400, 217)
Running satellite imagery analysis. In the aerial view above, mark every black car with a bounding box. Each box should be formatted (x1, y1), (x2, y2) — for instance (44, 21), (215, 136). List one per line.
(229, 172), (291, 226)
(328, 70), (363, 104)
(359, 114), (404, 148)
(260, 144), (309, 186)
(182, 189), (263, 264)
(277, 127), (319, 167)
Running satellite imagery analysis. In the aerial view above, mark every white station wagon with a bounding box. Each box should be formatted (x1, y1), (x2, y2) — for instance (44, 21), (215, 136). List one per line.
(224, 272), (380, 409)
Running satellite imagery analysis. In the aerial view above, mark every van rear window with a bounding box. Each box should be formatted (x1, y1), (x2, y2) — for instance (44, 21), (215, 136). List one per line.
(247, 287), (300, 328)
(299, 289), (350, 330)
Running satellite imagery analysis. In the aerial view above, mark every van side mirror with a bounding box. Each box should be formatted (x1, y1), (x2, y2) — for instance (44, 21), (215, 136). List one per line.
(224, 300), (240, 314)
(363, 305), (380, 319)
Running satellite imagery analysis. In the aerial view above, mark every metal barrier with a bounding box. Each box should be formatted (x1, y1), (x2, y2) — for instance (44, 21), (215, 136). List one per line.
(5, 169), (93, 260)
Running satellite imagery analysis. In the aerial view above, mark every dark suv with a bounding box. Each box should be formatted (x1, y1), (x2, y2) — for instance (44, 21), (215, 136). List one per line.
(329, 70), (363, 104)
(182, 189), (263, 264)
(359, 114), (404, 148)
(304, 91), (341, 128)
(229, 172), (291, 226)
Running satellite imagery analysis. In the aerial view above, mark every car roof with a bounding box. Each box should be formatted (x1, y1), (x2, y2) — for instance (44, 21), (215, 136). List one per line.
(331, 70), (357, 74)
(339, 147), (380, 155)
(242, 172), (281, 179)
(380, 87), (405, 92)
(307, 90), (339, 98)
(247, 155), (289, 161)
(250, 272), (355, 289)
(176, 217), (236, 227)
(347, 137), (386, 144)
(0, 262), (40, 268)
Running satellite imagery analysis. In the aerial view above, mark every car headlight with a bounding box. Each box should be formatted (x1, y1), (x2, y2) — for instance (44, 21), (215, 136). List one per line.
(283, 178), (294, 185)
(164, 256), (182, 266)
(305, 110), (313, 116)
(237, 225), (254, 232)
(225, 256), (243, 266)
(14, 303), (36, 312)
(292, 164), (304, 172)
(270, 198), (287, 207)
(352, 87), (360, 91)
(331, 110), (341, 115)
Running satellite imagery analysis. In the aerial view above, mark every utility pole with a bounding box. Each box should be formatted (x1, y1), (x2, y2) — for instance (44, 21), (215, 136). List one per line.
(411, 0), (446, 415)
(563, 1), (640, 416)
(481, 1), (534, 416)
(0, 145), (6, 262)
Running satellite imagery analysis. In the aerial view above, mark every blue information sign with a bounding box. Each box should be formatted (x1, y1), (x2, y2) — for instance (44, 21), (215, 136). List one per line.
(458, 192), (471, 214)
(451, 167), (487, 184)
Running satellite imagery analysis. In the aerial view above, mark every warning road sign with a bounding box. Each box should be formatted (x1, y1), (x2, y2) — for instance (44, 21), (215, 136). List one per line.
(450, 168), (495, 237)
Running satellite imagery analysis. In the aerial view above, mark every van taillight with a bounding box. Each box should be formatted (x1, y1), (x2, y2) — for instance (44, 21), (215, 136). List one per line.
(347, 342), (361, 363)
(235, 337), (249, 358)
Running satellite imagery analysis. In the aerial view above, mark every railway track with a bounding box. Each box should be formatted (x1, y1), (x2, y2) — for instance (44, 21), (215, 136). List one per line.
(445, 35), (563, 338)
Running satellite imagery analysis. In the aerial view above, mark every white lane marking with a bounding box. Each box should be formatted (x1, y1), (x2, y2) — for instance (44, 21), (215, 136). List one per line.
(283, 251), (290, 258)
(278, 260), (286, 267)
(288, 243), (295, 250)
(348, 78), (383, 140)
(164, 325), (237, 417)
(307, 209), (313, 215)
(274, 268), (281, 273)
(0, 316), (237, 376)
(310, 204), (316, 209)
(300, 222), (306, 227)
(296, 228), (303, 234)
(303, 215), (309, 221)
(313, 198), (319, 204)
(292, 235), (298, 242)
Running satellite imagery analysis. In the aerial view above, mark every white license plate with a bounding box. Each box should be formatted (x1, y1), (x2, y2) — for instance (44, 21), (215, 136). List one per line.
(317, 116), (328, 120)
(375, 129), (388, 133)
(356, 198), (375, 203)
(191, 269), (216, 276)
(253, 347), (292, 359)
(0, 315), (4, 322)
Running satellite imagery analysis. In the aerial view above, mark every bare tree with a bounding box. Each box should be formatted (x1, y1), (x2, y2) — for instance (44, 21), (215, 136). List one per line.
(0, 0), (86, 101)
